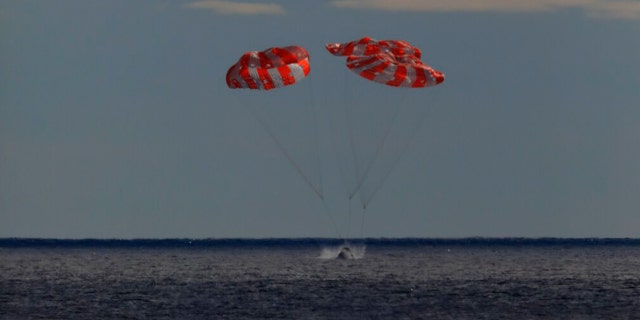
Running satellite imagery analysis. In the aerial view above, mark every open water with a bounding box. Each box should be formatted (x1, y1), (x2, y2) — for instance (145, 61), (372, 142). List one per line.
(1, 238), (640, 319)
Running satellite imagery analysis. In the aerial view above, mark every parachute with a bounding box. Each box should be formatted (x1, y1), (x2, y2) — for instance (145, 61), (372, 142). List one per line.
(326, 36), (422, 58)
(226, 45), (323, 199)
(226, 46), (310, 90)
(325, 36), (445, 213)
(226, 38), (444, 239)
(326, 36), (444, 88)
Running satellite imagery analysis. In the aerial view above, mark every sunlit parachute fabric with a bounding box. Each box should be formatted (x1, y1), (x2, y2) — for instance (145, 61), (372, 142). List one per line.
(226, 46), (310, 90)
(326, 36), (422, 57)
(326, 36), (444, 88)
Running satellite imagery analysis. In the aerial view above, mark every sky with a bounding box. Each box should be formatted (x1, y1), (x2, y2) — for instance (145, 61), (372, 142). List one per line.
(1, 0), (639, 239)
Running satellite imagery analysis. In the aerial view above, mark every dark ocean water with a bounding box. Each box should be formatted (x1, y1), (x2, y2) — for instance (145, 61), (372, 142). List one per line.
(1, 238), (640, 319)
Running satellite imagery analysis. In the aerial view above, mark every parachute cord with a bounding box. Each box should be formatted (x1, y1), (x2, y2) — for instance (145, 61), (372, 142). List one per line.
(233, 94), (324, 200)
(252, 104), (324, 200)
(359, 205), (366, 238)
(362, 101), (430, 207)
(343, 72), (365, 201)
(318, 193), (342, 239)
(307, 79), (324, 200)
(328, 94), (353, 202)
(345, 102), (360, 197)
(346, 196), (353, 240)
(347, 101), (402, 201)
(238, 94), (342, 237)
(310, 86), (343, 240)
(334, 66), (362, 201)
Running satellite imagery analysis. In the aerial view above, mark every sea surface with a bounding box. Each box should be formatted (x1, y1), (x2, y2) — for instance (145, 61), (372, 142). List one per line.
(1, 238), (640, 319)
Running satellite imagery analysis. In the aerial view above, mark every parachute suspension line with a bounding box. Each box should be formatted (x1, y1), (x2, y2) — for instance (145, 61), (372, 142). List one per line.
(343, 69), (366, 201)
(304, 78), (345, 238)
(252, 104), (324, 200)
(347, 98), (403, 203)
(359, 205), (366, 238)
(345, 195), (354, 239)
(305, 78), (324, 200)
(333, 66), (361, 201)
(317, 192), (343, 239)
(328, 89), (352, 203)
(345, 100), (361, 199)
(234, 94), (324, 200)
(361, 95), (430, 207)
(334, 78), (357, 240)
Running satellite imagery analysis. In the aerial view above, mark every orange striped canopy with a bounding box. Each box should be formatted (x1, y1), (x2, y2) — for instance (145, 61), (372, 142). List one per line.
(326, 37), (444, 88)
(226, 46), (310, 91)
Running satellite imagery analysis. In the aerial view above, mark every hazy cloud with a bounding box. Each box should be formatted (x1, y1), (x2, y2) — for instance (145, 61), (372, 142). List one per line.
(585, 1), (640, 19)
(329, 0), (640, 19)
(187, 0), (285, 15)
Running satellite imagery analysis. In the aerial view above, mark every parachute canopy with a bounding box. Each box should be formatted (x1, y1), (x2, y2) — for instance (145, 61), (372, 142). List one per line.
(326, 37), (444, 88)
(226, 46), (310, 91)
(326, 36), (422, 58)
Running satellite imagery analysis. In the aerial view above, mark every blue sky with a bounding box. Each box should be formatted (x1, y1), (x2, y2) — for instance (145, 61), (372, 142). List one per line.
(1, 0), (639, 238)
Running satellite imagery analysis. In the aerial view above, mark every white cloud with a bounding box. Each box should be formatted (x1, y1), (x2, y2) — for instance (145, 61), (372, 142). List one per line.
(329, 0), (640, 19)
(586, 1), (640, 19)
(186, 0), (285, 15)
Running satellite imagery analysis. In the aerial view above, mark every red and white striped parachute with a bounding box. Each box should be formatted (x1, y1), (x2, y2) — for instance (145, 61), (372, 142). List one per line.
(326, 36), (422, 58)
(226, 38), (445, 234)
(326, 36), (444, 88)
(226, 46), (310, 91)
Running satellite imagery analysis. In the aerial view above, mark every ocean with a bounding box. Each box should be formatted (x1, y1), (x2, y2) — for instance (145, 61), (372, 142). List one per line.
(1, 238), (639, 319)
